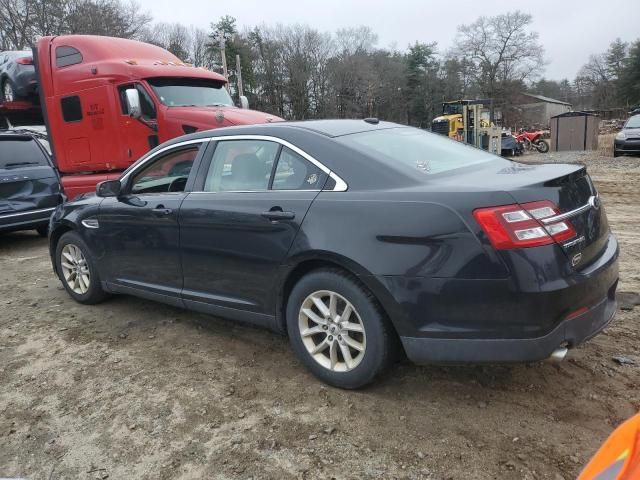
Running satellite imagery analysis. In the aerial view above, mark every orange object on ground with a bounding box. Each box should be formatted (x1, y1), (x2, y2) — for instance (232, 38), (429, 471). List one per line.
(578, 413), (640, 480)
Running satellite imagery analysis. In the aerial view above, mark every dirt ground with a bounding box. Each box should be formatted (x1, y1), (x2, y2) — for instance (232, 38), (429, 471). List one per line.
(1, 144), (639, 480)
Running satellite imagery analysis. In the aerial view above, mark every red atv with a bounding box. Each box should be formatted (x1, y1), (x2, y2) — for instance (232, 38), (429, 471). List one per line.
(515, 129), (549, 153)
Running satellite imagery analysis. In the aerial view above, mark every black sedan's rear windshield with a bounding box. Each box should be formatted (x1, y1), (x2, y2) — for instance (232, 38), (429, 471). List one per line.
(0, 137), (48, 169)
(338, 127), (496, 176)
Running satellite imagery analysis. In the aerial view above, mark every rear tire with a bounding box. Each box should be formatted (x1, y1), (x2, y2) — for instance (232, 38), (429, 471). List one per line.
(55, 231), (108, 305)
(286, 269), (396, 389)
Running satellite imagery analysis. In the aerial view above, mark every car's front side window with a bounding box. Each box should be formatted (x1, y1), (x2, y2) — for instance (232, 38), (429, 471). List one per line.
(130, 146), (200, 194)
(204, 140), (280, 192)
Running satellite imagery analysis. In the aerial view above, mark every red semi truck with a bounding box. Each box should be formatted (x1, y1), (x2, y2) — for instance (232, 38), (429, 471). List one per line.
(1, 35), (280, 199)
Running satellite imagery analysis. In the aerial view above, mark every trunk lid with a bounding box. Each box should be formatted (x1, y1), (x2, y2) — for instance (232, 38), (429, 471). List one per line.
(428, 160), (609, 267)
(495, 163), (608, 268)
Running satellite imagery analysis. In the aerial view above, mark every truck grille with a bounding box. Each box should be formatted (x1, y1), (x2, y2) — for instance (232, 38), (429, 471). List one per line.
(432, 120), (449, 136)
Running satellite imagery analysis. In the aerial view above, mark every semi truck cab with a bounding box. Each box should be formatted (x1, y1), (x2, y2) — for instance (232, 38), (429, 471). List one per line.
(31, 35), (280, 199)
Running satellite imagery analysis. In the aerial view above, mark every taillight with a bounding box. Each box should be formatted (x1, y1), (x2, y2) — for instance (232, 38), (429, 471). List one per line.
(473, 200), (576, 249)
(16, 57), (33, 65)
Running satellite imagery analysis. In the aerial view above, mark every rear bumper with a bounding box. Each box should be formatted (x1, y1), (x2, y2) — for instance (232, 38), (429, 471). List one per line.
(0, 206), (56, 232)
(372, 233), (619, 364)
(400, 286), (617, 363)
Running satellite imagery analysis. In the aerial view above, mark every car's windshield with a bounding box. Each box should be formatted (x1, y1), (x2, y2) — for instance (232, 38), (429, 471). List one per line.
(338, 127), (496, 176)
(625, 115), (640, 129)
(0, 137), (48, 169)
(147, 78), (234, 107)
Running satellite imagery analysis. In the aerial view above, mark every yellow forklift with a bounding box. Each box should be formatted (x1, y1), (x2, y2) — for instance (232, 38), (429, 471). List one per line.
(431, 99), (501, 154)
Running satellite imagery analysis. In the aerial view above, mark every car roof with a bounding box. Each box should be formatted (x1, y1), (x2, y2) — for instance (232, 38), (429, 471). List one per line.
(168, 119), (404, 146)
(281, 119), (402, 137)
(0, 50), (31, 57)
(0, 129), (42, 140)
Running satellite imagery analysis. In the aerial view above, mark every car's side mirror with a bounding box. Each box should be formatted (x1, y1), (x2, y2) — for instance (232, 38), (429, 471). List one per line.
(96, 179), (121, 198)
(125, 88), (142, 119)
(239, 95), (249, 109)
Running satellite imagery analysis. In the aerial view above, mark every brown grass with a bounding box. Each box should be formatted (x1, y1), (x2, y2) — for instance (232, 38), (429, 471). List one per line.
(598, 133), (615, 157)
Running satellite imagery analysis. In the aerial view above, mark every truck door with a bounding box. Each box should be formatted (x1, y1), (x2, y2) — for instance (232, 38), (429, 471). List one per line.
(117, 83), (159, 162)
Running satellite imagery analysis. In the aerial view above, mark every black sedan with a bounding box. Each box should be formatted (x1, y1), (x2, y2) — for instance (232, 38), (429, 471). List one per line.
(614, 114), (640, 157)
(0, 51), (37, 103)
(48, 120), (619, 388)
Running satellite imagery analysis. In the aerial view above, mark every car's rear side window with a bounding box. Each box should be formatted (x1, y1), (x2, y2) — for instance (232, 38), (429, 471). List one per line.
(272, 147), (327, 190)
(0, 137), (48, 169)
(338, 127), (495, 176)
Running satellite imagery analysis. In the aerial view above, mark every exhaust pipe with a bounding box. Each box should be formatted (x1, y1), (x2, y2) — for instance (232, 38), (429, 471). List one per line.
(548, 346), (568, 363)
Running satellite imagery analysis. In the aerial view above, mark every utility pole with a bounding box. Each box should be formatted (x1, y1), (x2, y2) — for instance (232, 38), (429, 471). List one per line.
(235, 54), (244, 98)
(219, 33), (229, 92)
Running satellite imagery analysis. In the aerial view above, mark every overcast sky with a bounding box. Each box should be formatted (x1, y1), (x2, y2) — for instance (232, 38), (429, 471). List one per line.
(139, 0), (640, 80)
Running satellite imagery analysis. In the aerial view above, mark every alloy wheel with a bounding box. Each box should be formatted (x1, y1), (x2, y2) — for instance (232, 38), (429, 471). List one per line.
(298, 290), (367, 372)
(60, 244), (91, 295)
(2, 81), (14, 102)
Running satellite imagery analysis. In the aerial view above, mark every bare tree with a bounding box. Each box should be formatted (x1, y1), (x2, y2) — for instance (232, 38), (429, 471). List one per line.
(455, 11), (544, 102)
(0, 0), (151, 51)
(190, 27), (211, 68)
(334, 26), (378, 56)
(0, 0), (36, 49)
(64, 0), (151, 39)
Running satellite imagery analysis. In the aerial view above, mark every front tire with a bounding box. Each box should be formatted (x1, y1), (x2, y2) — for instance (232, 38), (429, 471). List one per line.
(286, 269), (396, 389)
(55, 231), (108, 304)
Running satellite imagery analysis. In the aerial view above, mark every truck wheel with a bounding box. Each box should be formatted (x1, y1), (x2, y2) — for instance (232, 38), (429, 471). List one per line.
(1, 79), (15, 103)
(55, 231), (109, 304)
(286, 269), (397, 389)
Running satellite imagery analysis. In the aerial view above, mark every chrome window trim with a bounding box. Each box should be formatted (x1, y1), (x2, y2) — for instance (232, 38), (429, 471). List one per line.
(119, 138), (210, 185)
(189, 189), (322, 194)
(0, 206), (56, 219)
(200, 134), (348, 192)
(119, 135), (348, 193)
(541, 195), (598, 225)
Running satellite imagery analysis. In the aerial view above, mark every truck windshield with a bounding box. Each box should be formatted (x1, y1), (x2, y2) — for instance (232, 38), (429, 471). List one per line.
(442, 103), (463, 115)
(147, 78), (234, 107)
(0, 137), (48, 169)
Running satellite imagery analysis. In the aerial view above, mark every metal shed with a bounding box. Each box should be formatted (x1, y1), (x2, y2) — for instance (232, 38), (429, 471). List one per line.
(550, 111), (599, 152)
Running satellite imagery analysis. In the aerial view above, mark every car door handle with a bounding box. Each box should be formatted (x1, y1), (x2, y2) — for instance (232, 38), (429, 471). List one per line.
(152, 206), (173, 216)
(261, 209), (295, 221)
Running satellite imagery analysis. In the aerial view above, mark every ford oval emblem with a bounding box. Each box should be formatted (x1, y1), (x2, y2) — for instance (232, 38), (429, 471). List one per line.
(571, 253), (582, 267)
